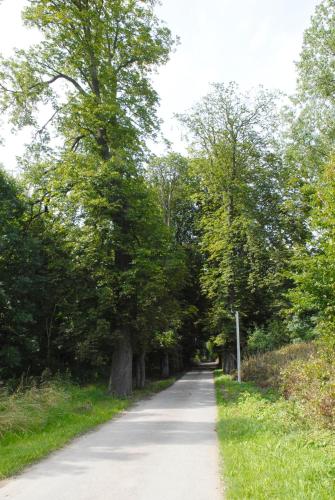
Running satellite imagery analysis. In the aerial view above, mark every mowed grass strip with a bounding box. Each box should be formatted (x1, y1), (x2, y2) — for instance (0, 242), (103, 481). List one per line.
(0, 378), (175, 479)
(215, 372), (335, 500)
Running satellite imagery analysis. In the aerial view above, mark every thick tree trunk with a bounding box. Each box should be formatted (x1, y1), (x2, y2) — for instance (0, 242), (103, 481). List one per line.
(109, 334), (133, 397)
(135, 351), (146, 389)
(161, 352), (170, 378)
(222, 351), (236, 374)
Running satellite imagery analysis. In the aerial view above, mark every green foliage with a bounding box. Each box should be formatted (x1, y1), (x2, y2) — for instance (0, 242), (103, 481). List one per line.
(297, 0), (335, 103)
(1, 0), (175, 140)
(147, 151), (207, 361)
(288, 158), (335, 350)
(154, 329), (180, 350)
(1, 0), (335, 403)
(215, 373), (335, 499)
(246, 318), (315, 354)
(285, 314), (316, 343)
(0, 168), (51, 377)
(148, 152), (197, 242)
(247, 321), (290, 354)
(180, 82), (293, 346)
(0, 1), (194, 389)
(284, 0), (335, 355)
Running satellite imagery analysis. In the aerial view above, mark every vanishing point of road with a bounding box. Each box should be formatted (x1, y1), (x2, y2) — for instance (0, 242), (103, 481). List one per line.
(0, 371), (222, 500)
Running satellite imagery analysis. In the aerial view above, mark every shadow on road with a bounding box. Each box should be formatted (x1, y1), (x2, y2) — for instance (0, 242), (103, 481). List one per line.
(22, 371), (218, 481)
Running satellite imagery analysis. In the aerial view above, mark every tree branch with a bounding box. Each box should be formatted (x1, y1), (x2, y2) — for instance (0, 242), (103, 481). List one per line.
(34, 108), (60, 137)
(49, 71), (87, 95)
(70, 134), (86, 151)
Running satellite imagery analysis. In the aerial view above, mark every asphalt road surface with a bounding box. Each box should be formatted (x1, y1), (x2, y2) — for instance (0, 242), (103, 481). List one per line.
(0, 371), (222, 500)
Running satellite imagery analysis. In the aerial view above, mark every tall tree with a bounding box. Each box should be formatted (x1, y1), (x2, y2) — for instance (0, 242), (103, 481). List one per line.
(287, 0), (335, 351)
(297, 0), (335, 103)
(0, 0), (175, 395)
(289, 157), (335, 351)
(148, 152), (201, 375)
(180, 83), (293, 364)
(283, 0), (335, 246)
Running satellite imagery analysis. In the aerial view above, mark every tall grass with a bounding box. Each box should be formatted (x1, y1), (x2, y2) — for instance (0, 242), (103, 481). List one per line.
(281, 354), (335, 430)
(0, 382), (70, 438)
(241, 342), (316, 388)
(240, 342), (334, 429)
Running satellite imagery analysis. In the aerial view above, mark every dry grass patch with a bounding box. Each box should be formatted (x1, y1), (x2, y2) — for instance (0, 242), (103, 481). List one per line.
(241, 342), (316, 388)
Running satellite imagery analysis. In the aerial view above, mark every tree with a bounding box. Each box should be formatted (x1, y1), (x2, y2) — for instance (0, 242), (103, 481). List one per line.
(179, 83), (293, 368)
(0, 168), (54, 378)
(0, 168), (28, 377)
(283, 0), (335, 246)
(286, 0), (335, 352)
(289, 157), (335, 351)
(297, 0), (335, 103)
(0, 0), (175, 395)
(147, 153), (197, 375)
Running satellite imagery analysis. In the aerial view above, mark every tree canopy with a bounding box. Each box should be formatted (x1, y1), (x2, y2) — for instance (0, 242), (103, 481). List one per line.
(0, 0), (334, 388)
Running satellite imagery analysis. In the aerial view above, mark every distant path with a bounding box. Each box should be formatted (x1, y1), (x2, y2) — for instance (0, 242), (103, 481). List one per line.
(0, 371), (222, 500)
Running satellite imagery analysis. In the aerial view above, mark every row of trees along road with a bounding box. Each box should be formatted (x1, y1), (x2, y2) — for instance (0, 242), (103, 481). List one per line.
(0, 0), (193, 396)
(1, 0), (334, 393)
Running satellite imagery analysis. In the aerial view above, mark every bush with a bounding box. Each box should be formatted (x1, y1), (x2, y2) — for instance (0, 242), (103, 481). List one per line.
(281, 352), (335, 429)
(247, 320), (290, 354)
(241, 342), (316, 388)
(285, 314), (316, 343)
(247, 317), (317, 355)
(241, 342), (334, 429)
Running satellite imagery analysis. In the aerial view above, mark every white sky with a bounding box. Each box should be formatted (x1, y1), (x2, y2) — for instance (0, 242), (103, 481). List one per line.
(0, 0), (319, 174)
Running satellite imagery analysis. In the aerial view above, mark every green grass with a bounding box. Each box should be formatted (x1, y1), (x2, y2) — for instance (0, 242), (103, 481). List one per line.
(0, 377), (175, 479)
(215, 372), (335, 500)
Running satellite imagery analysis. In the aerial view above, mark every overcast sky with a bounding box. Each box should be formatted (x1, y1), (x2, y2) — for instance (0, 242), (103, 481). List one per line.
(0, 0), (319, 173)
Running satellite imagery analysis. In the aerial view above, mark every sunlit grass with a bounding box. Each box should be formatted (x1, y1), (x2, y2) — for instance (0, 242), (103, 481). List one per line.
(0, 377), (175, 479)
(215, 372), (335, 499)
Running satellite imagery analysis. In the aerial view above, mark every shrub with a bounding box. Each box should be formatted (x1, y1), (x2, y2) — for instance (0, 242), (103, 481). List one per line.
(241, 342), (316, 388)
(247, 320), (290, 354)
(285, 314), (316, 343)
(281, 352), (335, 429)
(241, 342), (334, 429)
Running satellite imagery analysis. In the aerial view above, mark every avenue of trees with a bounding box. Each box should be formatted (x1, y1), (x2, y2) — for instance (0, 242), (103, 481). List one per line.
(0, 0), (334, 395)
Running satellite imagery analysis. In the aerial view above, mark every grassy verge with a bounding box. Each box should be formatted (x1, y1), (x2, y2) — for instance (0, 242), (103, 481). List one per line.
(0, 377), (175, 480)
(241, 342), (334, 429)
(215, 372), (335, 499)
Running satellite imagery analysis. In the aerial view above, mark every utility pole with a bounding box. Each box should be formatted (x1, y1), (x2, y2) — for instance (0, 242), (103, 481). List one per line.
(235, 311), (241, 383)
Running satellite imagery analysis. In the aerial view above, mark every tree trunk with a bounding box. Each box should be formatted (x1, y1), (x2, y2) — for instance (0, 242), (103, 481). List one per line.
(109, 333), (133, 397)
(161, 352), (170, 378)
(135, 351), (146, 389)
(171, 351), (182, 374)
(222, 351), (236, 374)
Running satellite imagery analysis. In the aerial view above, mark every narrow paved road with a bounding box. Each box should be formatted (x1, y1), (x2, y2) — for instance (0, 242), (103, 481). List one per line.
(0, 371), (222, 500)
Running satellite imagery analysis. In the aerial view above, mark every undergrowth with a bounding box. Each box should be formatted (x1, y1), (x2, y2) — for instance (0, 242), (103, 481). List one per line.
(215, 372), (335, 499)
(241, 342), (316, 389)
(241, 342), (334, 429)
